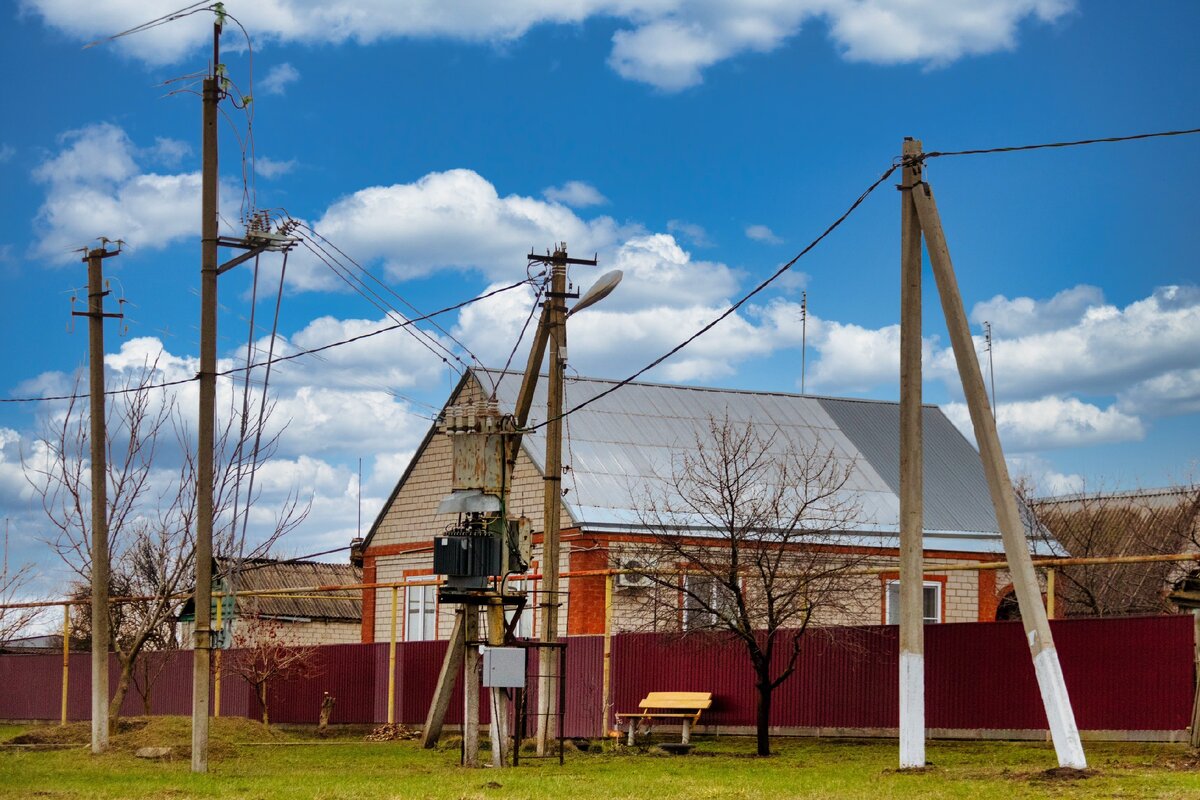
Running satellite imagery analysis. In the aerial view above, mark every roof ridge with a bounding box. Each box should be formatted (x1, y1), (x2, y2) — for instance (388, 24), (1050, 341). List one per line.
(473, 367), (937, 408)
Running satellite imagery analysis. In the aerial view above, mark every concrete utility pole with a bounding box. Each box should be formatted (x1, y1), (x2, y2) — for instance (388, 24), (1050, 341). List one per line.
(897, 137), (925, 769)
(906, 140), (1087, 769)
(191, 18), (222, 775)
(536, 244), (568, 755)
(75, 242), (123, 753)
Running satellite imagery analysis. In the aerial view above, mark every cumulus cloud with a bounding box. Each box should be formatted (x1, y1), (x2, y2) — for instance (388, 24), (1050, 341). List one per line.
(14, 331), (437, 570)
(30, 123), (235, 263)
(256, 156), (297, 178)
(260, 63), (300, 95)
(1117, 368), (1200, 418)
(970, 284), (1104, 337)
(666, 220), (712, 248)
(25, 1), (1074, 90)
(944, 396), (1144, 452)
(542, 180), (607, 208)
(954, 285), (1200, 401)
(292, 168), (623, 290)
(1007, 454), (1084, 496)
(745, 224), (782, 244)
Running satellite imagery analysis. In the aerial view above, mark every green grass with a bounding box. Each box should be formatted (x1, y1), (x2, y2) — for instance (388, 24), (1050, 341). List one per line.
(2, 719), (1199, 799)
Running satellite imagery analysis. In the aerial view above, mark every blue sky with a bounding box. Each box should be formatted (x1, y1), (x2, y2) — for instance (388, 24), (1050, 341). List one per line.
(1, 1), (1198, 600)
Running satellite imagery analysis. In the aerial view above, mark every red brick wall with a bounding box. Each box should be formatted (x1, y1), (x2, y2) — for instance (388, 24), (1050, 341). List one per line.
(978, 569), (998, 621)
(361, 557), (377, 643)
(567, 543), (608, 635)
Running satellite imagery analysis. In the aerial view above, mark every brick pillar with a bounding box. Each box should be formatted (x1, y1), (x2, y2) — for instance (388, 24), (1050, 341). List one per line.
(567, 544), (608, 635)
(361, 556), (377, 643)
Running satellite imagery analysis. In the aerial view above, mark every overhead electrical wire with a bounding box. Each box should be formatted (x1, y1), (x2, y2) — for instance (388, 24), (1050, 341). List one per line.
(296, 236), (466, 378)
(0, 278), (535, 404)
(527, 160), (902, 431)
(529, 123), (1200, 432)
(912, 126), (1200, 162)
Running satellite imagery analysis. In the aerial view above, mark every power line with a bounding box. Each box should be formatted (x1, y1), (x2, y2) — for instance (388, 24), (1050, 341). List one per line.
(1, 278), (534, 404)
(913, 126), (1200, 162)
(528, 160), (902, 431)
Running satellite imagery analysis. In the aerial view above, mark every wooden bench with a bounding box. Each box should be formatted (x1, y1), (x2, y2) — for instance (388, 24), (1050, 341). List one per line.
(616, 691), (712, 745)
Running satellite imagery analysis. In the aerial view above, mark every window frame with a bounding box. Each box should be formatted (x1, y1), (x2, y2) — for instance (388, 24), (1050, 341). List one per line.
(884, 579), (943, 625)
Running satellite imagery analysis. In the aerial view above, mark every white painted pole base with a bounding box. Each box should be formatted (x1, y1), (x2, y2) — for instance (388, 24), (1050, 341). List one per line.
(899, 651), (926, 768)
(1032, 647), (1087, 769)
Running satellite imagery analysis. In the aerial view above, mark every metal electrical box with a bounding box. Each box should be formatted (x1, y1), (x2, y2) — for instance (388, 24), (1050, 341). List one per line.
(482, 647), (526, 688)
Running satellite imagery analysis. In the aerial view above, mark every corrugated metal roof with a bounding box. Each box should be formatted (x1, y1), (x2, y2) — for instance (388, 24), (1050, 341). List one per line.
(217, 558), (362, 622)
(476, 369), (1057, 555)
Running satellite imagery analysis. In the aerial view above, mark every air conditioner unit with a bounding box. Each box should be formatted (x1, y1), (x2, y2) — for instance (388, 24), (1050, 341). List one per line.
(616, 559), (653, 589)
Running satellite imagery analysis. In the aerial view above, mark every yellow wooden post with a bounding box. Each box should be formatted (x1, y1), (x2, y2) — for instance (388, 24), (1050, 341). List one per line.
(388, 586), (398, 725)
(1046, 568), (1056, 620)
(61, 603), (70, 726)
(601, 572), (614, 736)
(214, 593), (223, 717)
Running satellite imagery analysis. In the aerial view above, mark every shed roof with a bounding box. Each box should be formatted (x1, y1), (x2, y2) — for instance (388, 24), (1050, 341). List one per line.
(217, 558), (362, 622)
(473, 369), (1057, 555)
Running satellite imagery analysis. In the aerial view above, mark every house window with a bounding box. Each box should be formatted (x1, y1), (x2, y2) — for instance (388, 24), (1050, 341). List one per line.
(405, 584), (437, 641)
(885, 580), (942, 625)
(682, 574), (724, 631)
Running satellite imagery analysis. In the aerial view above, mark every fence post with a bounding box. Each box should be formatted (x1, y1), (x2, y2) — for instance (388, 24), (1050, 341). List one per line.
(601, 572), (613, 737)
(1191, 609), (1200, 748)
(214, 595), (223, 717)
(1046, 569), (1056, 620)
(388, 586), (398, 725)
(61, 603), (70, 726)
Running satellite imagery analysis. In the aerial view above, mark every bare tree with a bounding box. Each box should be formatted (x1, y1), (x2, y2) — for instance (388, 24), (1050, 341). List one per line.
(225, 608), (321, 725)
(0, 522), (39, 643)
(626, 415), (870, 756)
(1022, 482), (1200, 618)
(25, 362), (308, 726)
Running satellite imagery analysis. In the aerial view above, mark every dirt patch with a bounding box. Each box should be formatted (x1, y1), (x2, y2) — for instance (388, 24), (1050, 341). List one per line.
(1033, 766), (1097, 781)
(6, 716), (292, 758)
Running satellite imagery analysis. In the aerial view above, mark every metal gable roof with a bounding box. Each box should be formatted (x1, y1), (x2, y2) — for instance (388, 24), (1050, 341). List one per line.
(476, 369), (1058, 556)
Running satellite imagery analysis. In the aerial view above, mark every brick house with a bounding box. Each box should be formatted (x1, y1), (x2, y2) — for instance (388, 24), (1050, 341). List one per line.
(358, 369), (1061, 643)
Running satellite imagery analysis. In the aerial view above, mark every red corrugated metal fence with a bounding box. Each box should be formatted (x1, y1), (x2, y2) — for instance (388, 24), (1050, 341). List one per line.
(1, 616), (1192, 738)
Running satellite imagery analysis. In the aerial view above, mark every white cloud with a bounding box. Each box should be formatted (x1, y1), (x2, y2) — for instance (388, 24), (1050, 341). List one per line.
(30, 123), (236, 263)
(256, 156), (296, 178)
(666, 219), (712, 248)
(944, 396), (1144, 452)
(543, 180), (607, 208)
(0, 143), (16, 163)
(1007, 454), (1084, 497)
(145, 137), (190, 167)
(970, 284), (1104, 337)
(956, 285), (1200, 401)
(745, 224), (782, 244)
(260, 63), (300, 95)
(1117, 368), (1200, 418)
(828, 0), (1073, 66)
(293, 168), (623, 290)
(25, 1), (1075, 90)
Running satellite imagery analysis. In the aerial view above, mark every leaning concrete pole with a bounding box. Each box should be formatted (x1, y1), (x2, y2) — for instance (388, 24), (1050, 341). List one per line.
(910, 164), (1087, 769)
(898, 138), (926, 769)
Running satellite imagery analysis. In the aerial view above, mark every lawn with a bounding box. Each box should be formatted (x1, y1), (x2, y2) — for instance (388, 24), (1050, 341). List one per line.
(2, 718), (1199, 799)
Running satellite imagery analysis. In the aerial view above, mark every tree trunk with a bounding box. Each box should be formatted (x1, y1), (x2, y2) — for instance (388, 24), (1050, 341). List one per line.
(257, 682), (270, 726)
(107, 658), (135, 730)
(755, 674), (772, 757)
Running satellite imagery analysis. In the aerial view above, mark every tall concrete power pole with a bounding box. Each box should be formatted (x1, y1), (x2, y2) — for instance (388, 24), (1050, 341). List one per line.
(75, 242), (122, 754)
(897, 137), (925, 769)
(192, 17), (222, 775)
